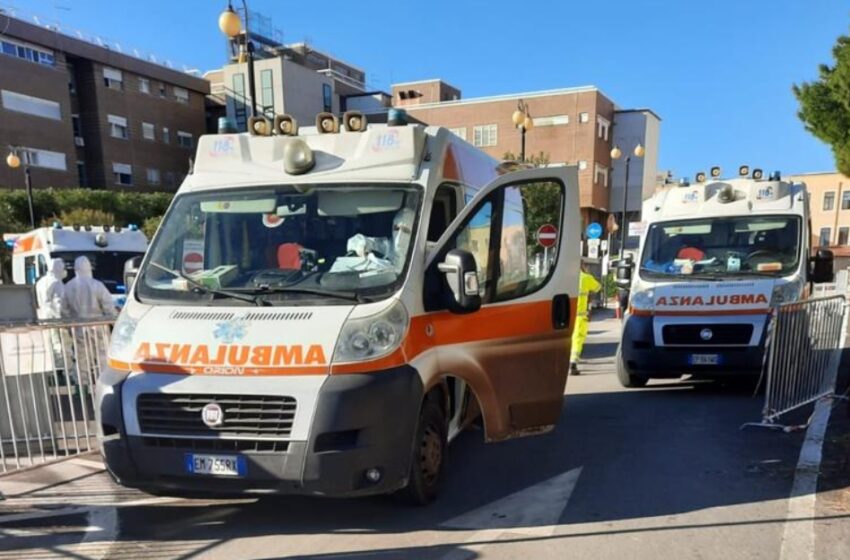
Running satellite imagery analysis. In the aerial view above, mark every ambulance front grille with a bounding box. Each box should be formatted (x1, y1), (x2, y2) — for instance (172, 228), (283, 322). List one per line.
(168, 311), (313, 321)
(662, 324), (753, 346)
(137, 393), (297, 439)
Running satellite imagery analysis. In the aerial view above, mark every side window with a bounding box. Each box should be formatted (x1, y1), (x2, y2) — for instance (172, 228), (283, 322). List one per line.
(24, 256), (37, 284)
(427, 184), (459, 242)
(37, 254), (48, 278)
(452, 201), (493, 296)
(496, 181), (564, 301)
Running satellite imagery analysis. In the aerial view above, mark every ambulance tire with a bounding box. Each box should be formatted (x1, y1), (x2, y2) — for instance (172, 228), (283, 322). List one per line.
(399, 394), (447, 506)
(617, 347), (648, 388)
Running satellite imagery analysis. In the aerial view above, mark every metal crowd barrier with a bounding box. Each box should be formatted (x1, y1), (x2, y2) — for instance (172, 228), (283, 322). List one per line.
(0, 320), (112, 474)
(752, 295), (848, 428)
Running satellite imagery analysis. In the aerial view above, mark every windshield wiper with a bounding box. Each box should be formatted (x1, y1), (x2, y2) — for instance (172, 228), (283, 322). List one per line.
(147, 262), (268, 306)
(237, 285), (369, 303)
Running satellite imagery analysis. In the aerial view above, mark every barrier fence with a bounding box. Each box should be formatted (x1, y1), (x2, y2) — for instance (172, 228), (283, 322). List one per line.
(753, 295), (848, 428)
(0, 320), (112, 474)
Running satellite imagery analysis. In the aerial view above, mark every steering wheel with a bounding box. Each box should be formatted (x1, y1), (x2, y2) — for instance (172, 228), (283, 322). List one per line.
(744, 249), (777, 261)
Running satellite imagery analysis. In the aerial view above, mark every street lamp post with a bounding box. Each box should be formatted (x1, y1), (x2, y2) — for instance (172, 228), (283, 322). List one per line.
(511, 100), (534, 162)
(610, 143), (645, 256)
(219, 2), (258, 120)
(6, 149), (35, 229)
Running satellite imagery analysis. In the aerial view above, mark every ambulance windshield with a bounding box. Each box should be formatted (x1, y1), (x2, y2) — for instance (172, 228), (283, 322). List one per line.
(137, 184), (421, 305)
(639, 215), (801, 279)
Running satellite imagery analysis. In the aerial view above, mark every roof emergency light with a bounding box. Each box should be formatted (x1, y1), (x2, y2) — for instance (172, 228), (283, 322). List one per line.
(695, 171), (706, 183)
(316, 112), (339, 134)
(710, 166), (721, 178)
(752, 168), (764, 180)
(274, 114), (298, 136)
(388, 108), (408, 127)
(283, 138), (315, 175)
(717, 185), (736, 203)
(249, 116), (272, 136)
(95, 232), (109, 247)
(343, 111), (367, 132)
(738, 165), (750, 177)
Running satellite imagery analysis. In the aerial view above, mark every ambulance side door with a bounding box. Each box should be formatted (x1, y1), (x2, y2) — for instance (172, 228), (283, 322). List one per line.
(425, 166), (580, 441)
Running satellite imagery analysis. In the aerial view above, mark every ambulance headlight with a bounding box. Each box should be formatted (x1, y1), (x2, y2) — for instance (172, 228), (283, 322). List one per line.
(770, 280), (802, 306)
(630, 289), (655, 312)
(108, 313), (138, 360)
(333, 301), (409, 363)
(283, 138), (315, 175)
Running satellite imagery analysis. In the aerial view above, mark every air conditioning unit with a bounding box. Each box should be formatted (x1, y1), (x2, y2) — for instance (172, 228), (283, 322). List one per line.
(74, 136), (85, 147)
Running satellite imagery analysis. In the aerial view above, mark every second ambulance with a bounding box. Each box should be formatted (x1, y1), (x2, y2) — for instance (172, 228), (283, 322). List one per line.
(617, 167), (833, 388)
(97, 111), (580, 504)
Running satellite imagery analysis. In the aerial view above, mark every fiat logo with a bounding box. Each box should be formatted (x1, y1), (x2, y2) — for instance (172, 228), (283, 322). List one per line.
(700, 328), (713, 341)
(201, 403), (224, 428)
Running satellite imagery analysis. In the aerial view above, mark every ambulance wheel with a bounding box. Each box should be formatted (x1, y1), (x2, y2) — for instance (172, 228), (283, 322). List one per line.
(399, 395), (447, 506)
(617, 347), (648, 388)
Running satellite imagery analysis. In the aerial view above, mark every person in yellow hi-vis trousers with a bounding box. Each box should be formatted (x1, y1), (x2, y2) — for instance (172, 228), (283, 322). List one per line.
(570, 262), (602, 376)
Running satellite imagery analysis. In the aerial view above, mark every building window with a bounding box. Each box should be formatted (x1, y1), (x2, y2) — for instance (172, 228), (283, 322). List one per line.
(448, 127), (467, 141)
(842, 191), (850, 210)
(578, 160), (588, 170)
(0, 37), (54, 67)
(177, 131), (193, 149)
(594, 163), (609, 187)
(579, 112), (589, 123)
(108, 114), (129, 139)
(532, 115), (569, 127)
(146, 168), (161, 186)
(322, 83), (332, 113)
(174, 86), (189, 104)
(103, 67), (123, 90)
(0, 90), (61, 120)
(139, 78), (150, 94)
(819, 227), (832, 247)
(165, 171), (176, 188)
(260, 70), (274, 117)
(113, 162), (133, 186)
(72, 114), (81, 137)
(18, 147), (66, 171)
(76, 161), (86, 187)
(473, 124), (498, 147)
(159, 83), (167, 98)
(142, 122), (155, 141)
(162, 127), (170, 144)
(232, 73), (247, 130)
(824, 191), (835, 211)
(839, 227), (850, 246)
(596, 116), (610, 140)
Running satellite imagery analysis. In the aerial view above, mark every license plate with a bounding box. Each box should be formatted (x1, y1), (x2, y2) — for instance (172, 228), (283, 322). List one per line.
(689, 353), (721, 366)
(184, 454), (247, 477)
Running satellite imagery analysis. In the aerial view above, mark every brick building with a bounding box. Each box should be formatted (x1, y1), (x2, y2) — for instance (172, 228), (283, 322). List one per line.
(787, 171), (850, 249)
(0, 13), (209, 192)
(390, 80), (660, 228)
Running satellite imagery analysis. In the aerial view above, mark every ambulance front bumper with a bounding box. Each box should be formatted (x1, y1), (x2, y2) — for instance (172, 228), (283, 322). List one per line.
(621, 313), (769, 378)
(96, 366), (422, 497)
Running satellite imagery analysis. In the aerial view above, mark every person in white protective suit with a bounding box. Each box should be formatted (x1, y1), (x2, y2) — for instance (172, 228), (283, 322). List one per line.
(390, 208), (415, 271)
(35, 258), (68, 320)
(64, 256), (116, 320)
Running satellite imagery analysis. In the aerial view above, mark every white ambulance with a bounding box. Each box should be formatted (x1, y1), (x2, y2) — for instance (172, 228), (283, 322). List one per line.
(97, 111), (580, 503)
(5, 225), (148, 307)
(616, 167), (833, 388)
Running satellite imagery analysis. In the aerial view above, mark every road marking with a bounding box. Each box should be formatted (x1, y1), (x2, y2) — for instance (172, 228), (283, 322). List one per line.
(780, 398), (831, 560)
(439, 467), (582, 559)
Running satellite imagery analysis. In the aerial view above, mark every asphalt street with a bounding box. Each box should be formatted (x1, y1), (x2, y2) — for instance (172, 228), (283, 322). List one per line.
(0, 309), (847, 559)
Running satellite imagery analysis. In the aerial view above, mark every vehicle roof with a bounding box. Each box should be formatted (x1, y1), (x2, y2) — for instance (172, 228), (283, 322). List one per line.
(643, 178), (806, 222)
(9, 227), (148, 254)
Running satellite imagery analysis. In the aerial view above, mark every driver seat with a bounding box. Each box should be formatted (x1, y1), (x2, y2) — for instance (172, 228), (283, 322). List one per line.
(277, 243), (303, 270)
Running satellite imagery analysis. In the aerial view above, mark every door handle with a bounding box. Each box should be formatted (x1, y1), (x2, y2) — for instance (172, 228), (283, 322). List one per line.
(552, 294), (569, 329)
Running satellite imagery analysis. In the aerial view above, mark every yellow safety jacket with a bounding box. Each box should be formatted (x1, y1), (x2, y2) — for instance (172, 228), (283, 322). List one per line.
(577, 271), (602, 316)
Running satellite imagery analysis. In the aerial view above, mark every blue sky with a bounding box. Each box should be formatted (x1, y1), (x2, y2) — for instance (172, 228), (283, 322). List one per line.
(17, 0), (849, 177)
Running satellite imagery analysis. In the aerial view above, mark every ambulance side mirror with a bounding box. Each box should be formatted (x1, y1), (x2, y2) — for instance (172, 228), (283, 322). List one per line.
(810, 249), (834, 284)
(123, 256), (143, 294)
(438, 249), (482, 313)
(615, 257), (633, 289)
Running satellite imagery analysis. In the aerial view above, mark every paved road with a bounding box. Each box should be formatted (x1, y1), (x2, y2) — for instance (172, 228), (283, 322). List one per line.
(1, 311), (847, 559)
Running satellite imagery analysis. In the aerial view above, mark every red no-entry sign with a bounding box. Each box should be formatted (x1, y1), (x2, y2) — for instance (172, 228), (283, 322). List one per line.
(536, 224), (558, 248)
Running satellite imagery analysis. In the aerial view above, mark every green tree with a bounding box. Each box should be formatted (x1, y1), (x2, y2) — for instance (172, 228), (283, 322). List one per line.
(501, 151), (562, 248)
(794, 31), (850, 175)
(142, 215), (163, 239)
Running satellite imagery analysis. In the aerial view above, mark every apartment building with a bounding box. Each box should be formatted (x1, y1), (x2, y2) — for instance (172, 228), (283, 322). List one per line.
(787, 171), (850, 249)
(0, 13), (209, 191)
(390, 80), (660, 228)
